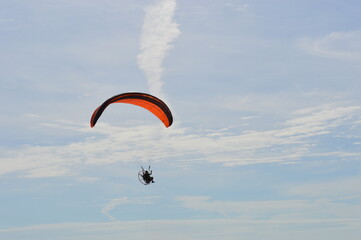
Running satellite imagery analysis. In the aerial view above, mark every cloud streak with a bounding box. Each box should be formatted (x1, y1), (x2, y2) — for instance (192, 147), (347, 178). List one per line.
(298, 31), (361, 60)
(101, 196), (159, 221)
(0, 103), (359, 178)
(1, 217), (361, 240)
(137, 0), (180, 98)
(101, 197), (129, 221)
(176, 195), (361, 221)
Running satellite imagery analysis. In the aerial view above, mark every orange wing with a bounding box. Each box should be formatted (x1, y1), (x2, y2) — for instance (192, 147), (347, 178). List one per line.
(90, 92), (173, 128)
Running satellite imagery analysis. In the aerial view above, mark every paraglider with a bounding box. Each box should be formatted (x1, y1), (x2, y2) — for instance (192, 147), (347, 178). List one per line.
(138, 166), (154, 185)
(90, 92), (173, 185)
(90, 92), (173, 128)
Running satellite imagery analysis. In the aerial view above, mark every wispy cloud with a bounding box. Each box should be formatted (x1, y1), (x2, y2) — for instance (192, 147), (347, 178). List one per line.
(287, 176), (361, 200)
(24, 166), (71, 178)
(225, 2), (250, 12)
(220, 91), (352, 116)
(176, 195), (361, 220)
(101, 197), (129, 221)
(0, 103), (360, 178)
(1, 217), (361, 240)
(137, 0), (180, 98)
(78, 176), (99, 182)
(298, 31), (361, 60)
(177, 196), (314, 217)
(101, 196), (159, 221)
(0, 18), (16, 24)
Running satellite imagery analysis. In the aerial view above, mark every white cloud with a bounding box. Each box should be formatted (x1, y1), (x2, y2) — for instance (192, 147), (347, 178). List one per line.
(101, 196), (159, 221)
(287, 176), (361, 200)
(78, 176), (99, 182)
(176, 195), (361, 220)
(1, 218), (361, 240)
(236, 4), (250, 12)
(137, 0), (180, 98)
(101, 197), (129, 221)
(225, 2), (250, 12)
(0, 18), (16, 24)
(0, 102), (359, 178)
(0, 144), (78, 177)
(25, 113), (41, 119)
(298, 31), (361, 60)
(285, 106), (361, 128)
(23, 166), (71, 179)
(220, 91), (352, 116)
(177, 196), (312, 217)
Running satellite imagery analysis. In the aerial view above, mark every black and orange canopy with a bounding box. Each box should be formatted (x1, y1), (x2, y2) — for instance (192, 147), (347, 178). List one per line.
(90, 92), (173, 128)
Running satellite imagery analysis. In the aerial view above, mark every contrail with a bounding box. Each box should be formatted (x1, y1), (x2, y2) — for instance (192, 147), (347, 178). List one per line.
(137, 0), (180, 98)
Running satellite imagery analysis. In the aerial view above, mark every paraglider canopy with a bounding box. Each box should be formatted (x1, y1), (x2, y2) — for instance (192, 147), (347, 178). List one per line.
(90, 92), (173, 128)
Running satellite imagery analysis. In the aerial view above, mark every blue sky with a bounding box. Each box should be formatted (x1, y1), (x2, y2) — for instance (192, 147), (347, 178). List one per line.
(1, 0), (361, 239)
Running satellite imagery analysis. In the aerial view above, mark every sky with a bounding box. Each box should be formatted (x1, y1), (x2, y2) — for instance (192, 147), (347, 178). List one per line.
(0, 0), (361, 239)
